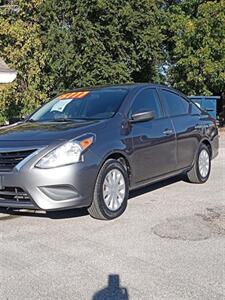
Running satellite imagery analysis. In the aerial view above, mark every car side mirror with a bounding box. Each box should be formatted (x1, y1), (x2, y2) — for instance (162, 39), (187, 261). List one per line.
(130, 111), (155, 123)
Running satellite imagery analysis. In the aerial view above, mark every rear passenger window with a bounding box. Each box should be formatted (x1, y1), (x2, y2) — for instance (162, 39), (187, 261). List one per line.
(161, 90), (190, 117)
(130, 88), (162, 119)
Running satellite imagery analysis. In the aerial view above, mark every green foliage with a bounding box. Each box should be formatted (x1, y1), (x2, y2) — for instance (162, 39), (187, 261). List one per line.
(0, 0), (49, 122)
(0, 0), (224, 124)
(40, 0), (164, 89)
(165, 0), (225, 96)
(0, 0), (164, 122)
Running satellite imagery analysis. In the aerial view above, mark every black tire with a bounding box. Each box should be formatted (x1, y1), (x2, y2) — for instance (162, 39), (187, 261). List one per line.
(187, 144), (211, 184)
(88, 159), (129, 220)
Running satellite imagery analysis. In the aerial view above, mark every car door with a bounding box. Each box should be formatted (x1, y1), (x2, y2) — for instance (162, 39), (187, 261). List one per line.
(129, 88), (176, 183)
(159, 88), (200, 170)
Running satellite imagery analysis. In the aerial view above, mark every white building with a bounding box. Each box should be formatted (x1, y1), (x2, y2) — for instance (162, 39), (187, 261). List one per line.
(0, 58), (17, 83)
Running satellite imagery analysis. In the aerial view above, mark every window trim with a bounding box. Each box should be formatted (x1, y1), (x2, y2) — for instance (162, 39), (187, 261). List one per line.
(128, 87), (164, 120)
(159, 88), (191, 118)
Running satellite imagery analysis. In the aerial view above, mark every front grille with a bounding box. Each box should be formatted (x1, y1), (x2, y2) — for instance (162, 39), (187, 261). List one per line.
(0, 187), (31, 203)
(0, 149), (36, 172)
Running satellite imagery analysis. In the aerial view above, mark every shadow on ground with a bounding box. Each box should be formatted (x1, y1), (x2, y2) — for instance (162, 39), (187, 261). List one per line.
(92, 274), (129, 300)
(0, 175), (185, 220)
(0, 207), (89, 220)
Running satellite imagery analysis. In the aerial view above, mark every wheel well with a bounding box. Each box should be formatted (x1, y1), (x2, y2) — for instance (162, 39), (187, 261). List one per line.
(104, 153), (131, 181)
(201, 140), (212, 158)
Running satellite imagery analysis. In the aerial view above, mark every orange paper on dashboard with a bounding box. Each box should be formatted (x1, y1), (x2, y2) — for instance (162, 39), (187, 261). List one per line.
(58, 91), (90, 100)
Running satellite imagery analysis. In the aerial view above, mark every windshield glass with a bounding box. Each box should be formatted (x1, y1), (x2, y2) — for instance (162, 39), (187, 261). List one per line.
(29, 88), (128, 122)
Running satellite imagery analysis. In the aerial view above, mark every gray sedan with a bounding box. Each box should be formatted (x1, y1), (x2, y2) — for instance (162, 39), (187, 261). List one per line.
(0, 84), (219, 219)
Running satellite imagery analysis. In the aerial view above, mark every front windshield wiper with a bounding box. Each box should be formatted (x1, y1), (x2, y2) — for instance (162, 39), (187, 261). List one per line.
(26, 118), (75, 123)
(26, 119), (38, 123)
(71, 117), (104, 121)
(51, 118), (100, 122)
(26, 117), (103, 123)
(49, 118), (77, 123)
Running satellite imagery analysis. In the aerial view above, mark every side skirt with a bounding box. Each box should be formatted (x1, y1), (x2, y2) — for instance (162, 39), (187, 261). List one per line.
(129, 167), (190, 191)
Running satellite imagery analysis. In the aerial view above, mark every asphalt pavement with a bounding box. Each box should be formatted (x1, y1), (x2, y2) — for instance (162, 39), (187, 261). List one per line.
(0, 134), (225, 300)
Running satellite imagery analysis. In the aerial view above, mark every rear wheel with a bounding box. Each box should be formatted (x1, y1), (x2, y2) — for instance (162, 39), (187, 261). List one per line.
(88, 159), (129, 220)
(187, 144), (211, 184)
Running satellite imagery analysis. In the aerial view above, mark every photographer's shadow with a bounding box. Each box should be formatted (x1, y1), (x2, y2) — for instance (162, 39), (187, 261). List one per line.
(92, 274), (129, 300)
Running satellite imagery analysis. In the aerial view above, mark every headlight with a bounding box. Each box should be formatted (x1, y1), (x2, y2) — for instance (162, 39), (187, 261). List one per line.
(36, 135), (94, 169)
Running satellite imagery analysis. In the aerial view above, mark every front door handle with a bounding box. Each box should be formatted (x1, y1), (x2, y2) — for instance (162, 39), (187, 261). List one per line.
(163, 129), (174, 136)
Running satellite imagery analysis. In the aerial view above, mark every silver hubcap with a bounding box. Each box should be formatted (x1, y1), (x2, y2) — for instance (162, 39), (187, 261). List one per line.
(103, 169), (126, 211)
(198, 149), (210, 178)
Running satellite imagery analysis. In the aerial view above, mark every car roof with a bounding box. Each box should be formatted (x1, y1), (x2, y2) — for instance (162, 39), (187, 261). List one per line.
(60, 83), (171, 93)
(56, 83), (190, 101)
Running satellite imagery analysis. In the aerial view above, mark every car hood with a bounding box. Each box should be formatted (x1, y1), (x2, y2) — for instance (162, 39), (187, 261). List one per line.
(0, 120), (107, 146)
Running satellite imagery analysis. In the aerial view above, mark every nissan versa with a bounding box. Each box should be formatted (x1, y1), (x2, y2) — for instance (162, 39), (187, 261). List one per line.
(0, 84), (219, 219)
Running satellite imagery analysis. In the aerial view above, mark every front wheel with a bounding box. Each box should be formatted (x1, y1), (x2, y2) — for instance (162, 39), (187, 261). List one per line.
(187, 144), (211, 184)
(88, 159), (129, 220)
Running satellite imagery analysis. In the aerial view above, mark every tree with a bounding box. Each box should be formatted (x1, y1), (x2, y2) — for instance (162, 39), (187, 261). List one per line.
(0, 0), (164, 122)
(0, 0), (50, 122)
(39, 0), (165, 90)
(165, 0), (225, 96)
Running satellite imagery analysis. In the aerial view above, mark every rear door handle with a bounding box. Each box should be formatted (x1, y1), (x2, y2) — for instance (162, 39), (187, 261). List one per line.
(195, 124), (210, 129)
(163, 129), (174, 136)
(195, 124), (202, 129)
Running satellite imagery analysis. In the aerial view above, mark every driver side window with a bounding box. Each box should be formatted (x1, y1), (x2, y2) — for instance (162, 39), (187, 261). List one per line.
(130, 88), (162, 119)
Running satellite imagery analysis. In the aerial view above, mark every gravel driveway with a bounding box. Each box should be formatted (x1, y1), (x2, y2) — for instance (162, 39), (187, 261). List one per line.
(0, 134), (224, 300)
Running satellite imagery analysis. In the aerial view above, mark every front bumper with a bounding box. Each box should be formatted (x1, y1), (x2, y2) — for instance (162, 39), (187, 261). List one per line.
(0, 146), (100, 211)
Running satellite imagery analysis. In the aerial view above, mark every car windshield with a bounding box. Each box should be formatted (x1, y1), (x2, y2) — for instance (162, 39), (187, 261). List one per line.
(29, 88), (128, 122)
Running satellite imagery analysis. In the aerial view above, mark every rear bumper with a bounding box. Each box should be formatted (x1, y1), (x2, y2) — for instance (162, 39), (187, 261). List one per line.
(0, 149), (100, 211)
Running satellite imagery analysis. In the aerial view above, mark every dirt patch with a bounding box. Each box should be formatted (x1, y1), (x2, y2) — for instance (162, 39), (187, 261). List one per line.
(198, 206), (225, 235)
(219, 128), (225, 135)
(153, 216), (211, 241)
(153, 206), (225, 241)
